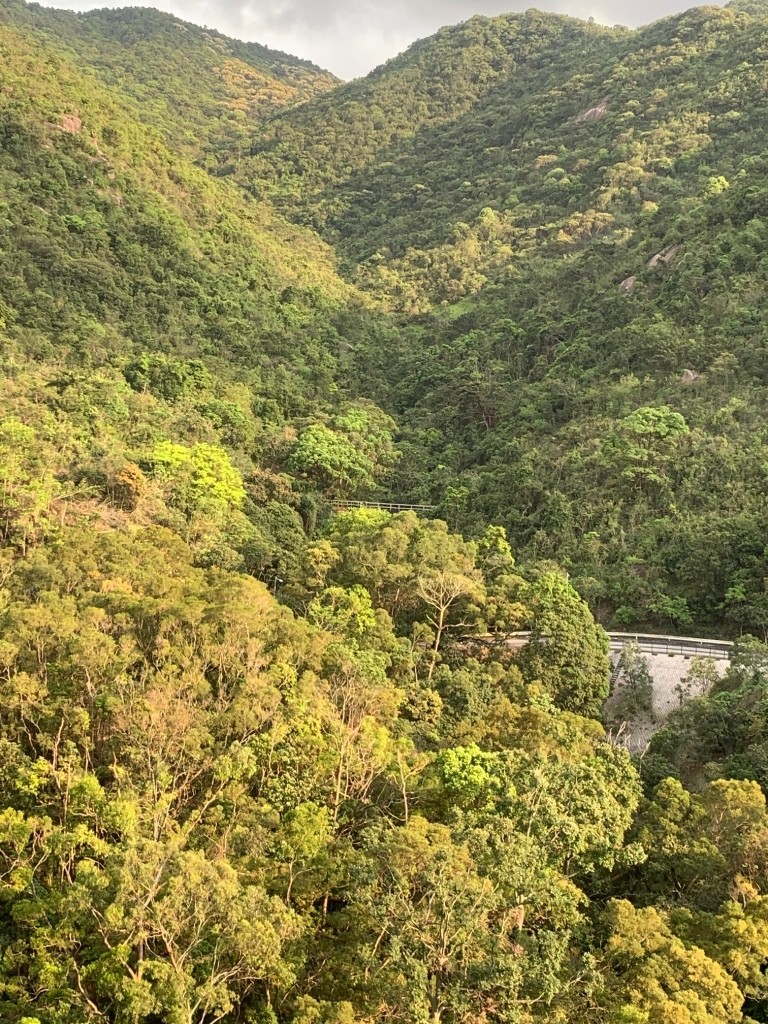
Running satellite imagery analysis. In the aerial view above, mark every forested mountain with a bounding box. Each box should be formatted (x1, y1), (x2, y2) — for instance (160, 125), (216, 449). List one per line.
(241, 10), (623, 257)
(0, 0), (338, 161)
(242, 3), (766, 292)
(236, 1), (768, 634)
(0, 9), (393, 580)
(2, 2), (768, 1023)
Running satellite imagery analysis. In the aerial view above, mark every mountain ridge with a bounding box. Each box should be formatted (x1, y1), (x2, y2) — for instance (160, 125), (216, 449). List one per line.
(0, 0), (340, 160)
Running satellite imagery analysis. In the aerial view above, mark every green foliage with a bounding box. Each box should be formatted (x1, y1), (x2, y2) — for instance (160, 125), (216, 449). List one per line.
(623, 777), (768, 913)
(288, 403), (397, 497)
(243, 1), (768, 635)
(609, 642), (655, 724)
(0, 516), (652, 1024)
(289, 425), (373, 495)
(597, 899), (743, 1024)
(3, 2), (768, 1021)
(0, 2), (338, 163)
(5, 0), (768, 633)
(518, 570), (611, 717)
(150, 440), (246, 520)
(642, 638), (768, 791)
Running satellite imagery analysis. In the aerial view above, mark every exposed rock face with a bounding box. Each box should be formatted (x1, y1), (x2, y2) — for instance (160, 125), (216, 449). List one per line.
(576, 100), (609, 122)
(680, 368), (702, 383)
(60, 114), (82, 133)
(619, 275), (637, 293)
(648, 243), (683, 268)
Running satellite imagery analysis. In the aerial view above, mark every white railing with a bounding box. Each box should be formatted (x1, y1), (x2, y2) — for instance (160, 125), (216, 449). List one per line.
(471, 631), (734, 661)
(332, 499), (437, 513)
(606, 632), (733, 660)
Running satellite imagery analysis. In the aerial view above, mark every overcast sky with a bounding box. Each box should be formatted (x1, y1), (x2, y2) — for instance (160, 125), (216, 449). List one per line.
(35, 0), (703, 78)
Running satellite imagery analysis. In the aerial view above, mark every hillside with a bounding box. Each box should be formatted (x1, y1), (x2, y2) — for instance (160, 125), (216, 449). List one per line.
(0, 14), (357, 349)
(227, 2), (768, 634)
(4, 5), (768, 1024)
(241, 4), (766, 298)
(0, 0), (339, 161)
(241, 10), (621, 244)
(0, 13), (405, 582)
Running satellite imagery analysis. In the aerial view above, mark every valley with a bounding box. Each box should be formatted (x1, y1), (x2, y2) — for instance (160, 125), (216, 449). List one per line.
(1, 2), (768, 1022)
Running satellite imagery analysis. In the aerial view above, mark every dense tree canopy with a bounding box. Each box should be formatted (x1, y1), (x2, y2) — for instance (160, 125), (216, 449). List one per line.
(3, 1), (768, 1021)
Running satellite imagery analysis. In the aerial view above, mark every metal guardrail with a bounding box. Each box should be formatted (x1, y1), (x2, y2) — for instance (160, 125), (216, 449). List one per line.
(332, 500), (437, 513)
(472, 631), (734, 661)
(607, 632), (733, 660)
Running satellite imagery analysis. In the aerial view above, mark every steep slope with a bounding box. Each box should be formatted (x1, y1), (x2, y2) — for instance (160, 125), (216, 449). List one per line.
(0, 20), (664, 1024)
(0, 17), (402, 581)
(238, 4), (767, 306)
(5, 14), (768, 1024)
(0, 17), (354, 356)
(0, 1), (339, 161)
(226, 1), (768, 633)
(4, 0), (768, 637)
(240, 11), (621, 240)
(339, 4), (768, 633)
